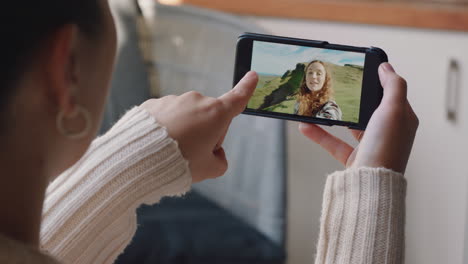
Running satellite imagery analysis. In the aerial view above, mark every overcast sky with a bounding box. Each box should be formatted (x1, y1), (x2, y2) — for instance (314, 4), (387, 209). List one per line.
(251, 41), (366, 76)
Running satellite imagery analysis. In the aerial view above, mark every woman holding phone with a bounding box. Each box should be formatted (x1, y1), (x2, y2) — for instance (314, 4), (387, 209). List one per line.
(0, 0), (417, 263)
(295, 60), (343, 120)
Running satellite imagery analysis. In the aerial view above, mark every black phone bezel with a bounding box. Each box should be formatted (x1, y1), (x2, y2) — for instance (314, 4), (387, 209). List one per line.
(233, 32), (387, 130)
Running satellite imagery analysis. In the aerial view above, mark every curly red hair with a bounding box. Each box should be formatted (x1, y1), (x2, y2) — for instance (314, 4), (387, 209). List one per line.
(297, 60), (333, 116)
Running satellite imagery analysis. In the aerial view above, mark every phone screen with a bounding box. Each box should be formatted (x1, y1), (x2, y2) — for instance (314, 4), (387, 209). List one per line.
(249, 40), (367, 123)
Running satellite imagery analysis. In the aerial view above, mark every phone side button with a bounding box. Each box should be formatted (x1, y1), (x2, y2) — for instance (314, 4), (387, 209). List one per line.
(320, 41), (329, 47)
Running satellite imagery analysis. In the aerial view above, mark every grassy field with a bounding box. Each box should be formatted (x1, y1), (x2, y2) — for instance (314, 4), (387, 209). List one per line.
(247, 74), (288, 109)
(264, 99), (296, 113)
(328, 64), (363, 123)
(249, 63), (363, 123)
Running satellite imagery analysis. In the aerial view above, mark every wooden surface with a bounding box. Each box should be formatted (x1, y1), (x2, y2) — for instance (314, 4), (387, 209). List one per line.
(173, 0), (468, 32)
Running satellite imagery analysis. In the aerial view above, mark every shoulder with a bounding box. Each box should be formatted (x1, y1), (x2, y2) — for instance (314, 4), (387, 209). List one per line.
(0, 234), (59, 264)
(323, 100), (340, 109)
(317, 100), (343, 120)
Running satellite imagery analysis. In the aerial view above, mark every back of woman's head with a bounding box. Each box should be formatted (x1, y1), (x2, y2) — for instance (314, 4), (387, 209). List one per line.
(0, 0), (101, 112)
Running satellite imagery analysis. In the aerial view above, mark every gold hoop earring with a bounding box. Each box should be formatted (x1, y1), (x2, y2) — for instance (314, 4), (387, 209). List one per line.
(56, 105), (92, 140)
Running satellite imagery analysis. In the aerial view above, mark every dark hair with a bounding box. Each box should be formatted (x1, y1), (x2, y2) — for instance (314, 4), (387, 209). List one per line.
(0, 1), (102, 113)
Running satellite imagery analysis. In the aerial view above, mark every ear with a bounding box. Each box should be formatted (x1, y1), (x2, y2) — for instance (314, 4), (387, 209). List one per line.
(42, 24), (79, 115)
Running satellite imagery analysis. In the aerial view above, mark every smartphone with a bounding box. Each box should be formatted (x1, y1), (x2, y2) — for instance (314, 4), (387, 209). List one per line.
(233, 33), (387, 130)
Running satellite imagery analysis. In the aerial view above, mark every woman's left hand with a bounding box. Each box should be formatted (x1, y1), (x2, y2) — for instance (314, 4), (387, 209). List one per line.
(299, 63), (418, 174)
(140, 72), (258, 183)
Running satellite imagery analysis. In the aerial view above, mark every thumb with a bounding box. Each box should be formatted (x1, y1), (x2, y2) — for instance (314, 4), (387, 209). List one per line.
(219, 71), (258, 117)
(379, 63), (407, 104)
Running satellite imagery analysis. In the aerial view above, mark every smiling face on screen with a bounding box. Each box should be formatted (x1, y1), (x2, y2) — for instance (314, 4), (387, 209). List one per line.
(305, 62), (326, 92)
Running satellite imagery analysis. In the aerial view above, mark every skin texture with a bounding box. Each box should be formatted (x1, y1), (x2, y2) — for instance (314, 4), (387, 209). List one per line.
(299, 63), (419, 174)
(306, 62), (326, 91)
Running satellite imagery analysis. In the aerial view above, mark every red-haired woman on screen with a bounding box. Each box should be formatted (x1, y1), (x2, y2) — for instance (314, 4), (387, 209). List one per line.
(294, 60), (342, 120)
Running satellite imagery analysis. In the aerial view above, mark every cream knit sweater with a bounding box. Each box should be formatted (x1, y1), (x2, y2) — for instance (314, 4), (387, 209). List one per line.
(0, 107), (407, 264)
(315, 168), (406, 264)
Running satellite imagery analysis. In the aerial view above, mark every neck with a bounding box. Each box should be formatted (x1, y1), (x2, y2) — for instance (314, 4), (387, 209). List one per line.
(0, 136), (49, 247)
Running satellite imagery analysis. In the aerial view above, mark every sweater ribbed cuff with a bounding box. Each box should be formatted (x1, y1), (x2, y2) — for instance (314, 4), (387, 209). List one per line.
(315, 167), (406, 264)
(41, 106), (191, 264)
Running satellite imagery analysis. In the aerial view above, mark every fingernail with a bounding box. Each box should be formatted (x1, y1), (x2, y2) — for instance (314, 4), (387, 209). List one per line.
(244, 71), (257, 80)
(382, 63), (395, 73)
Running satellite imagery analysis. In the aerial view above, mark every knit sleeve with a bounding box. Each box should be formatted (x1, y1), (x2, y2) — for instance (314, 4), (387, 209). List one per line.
(40, 107), (192, 264)
(314, 167), (406, 264)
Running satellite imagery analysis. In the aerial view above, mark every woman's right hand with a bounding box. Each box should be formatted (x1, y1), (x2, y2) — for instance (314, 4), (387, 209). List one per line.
(299, 63), (419, 174)
(140, 72), (258, 183)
